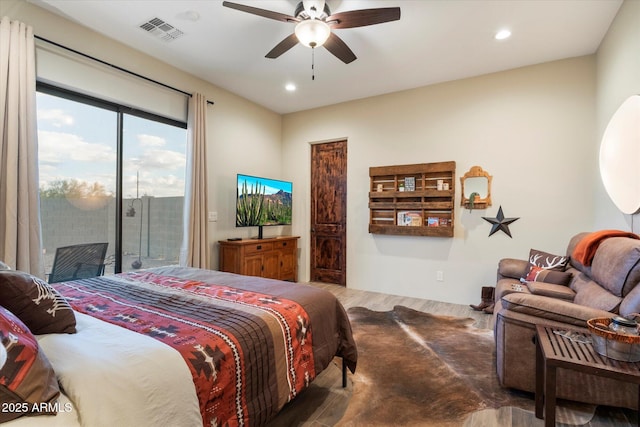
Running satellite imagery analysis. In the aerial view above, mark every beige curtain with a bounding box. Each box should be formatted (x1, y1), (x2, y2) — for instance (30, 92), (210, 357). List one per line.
(180, 93), (209, 268)
(0, 17), (43, 276)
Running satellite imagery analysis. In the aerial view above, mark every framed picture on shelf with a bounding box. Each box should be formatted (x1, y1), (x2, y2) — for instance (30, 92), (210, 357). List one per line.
(404, 177), (416, 191)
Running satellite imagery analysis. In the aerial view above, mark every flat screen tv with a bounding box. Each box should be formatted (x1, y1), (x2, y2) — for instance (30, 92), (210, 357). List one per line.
(236, 174), (293, 239)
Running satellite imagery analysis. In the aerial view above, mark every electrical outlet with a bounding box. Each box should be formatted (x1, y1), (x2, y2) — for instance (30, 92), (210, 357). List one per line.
(208, 211), (218, 222)
(436, 270), (444, 282)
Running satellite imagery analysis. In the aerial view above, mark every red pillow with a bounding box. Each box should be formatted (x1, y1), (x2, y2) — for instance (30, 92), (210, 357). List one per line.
(0, 306), (60, 422)
(524, 265), (572, 286)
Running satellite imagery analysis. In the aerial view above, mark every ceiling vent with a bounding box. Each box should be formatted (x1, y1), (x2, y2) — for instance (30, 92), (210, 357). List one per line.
(139, 17), (184, 42)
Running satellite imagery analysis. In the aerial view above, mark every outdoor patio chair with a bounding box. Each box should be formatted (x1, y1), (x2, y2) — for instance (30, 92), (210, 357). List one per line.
(48, 242), (108, 283)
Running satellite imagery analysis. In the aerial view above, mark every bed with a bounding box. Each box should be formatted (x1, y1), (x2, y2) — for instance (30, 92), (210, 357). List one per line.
(0, 266), (357, 427)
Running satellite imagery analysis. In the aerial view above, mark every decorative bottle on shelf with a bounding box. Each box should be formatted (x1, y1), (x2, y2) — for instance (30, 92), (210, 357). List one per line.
(468, 192), (480, 210)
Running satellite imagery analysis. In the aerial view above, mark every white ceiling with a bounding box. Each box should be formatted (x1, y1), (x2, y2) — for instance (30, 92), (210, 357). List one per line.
(29, 0), (622, 114)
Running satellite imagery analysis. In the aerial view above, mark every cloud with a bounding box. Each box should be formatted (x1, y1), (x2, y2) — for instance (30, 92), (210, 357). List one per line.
(38, 131), (185, 198)
(128, 149), (186, 171)
(38, 108), (74, 128)
(38, 130), (116, 164)
(137, 134), (166, 147)
(123, 172), (185, 198)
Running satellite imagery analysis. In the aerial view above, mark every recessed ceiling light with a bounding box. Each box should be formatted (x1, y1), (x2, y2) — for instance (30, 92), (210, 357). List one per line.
(285, 83), (297, 92)
(495, 29), (512, 40)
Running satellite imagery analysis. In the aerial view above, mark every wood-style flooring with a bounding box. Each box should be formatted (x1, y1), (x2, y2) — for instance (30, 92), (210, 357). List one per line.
(267, 282), (638, 427)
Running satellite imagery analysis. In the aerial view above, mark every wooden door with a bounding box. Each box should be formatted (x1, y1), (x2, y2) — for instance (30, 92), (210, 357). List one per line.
(310, 141), (347, 285)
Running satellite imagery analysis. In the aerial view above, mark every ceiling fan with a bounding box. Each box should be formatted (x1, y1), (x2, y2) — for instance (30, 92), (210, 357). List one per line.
(222, 0), (401, 64)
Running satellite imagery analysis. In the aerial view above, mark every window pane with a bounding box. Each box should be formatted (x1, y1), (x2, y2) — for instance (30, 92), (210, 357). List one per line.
(121, 115), (186, 272)
(37, 90), (187, 278)
(36, 92), (117, 277)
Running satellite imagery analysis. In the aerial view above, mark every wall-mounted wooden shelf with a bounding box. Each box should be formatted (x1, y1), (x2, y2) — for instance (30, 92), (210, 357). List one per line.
(369, 161), (456, 237)
(463, 200), (489, 210)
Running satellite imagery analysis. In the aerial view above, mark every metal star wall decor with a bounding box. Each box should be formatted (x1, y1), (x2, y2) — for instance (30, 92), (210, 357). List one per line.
(482, 206), (519, 238)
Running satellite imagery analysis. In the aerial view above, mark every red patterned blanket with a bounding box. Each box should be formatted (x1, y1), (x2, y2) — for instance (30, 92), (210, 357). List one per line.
(54, 271), (317, 427)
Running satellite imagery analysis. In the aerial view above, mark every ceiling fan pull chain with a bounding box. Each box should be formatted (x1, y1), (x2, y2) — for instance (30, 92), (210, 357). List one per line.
(312, 46), (316, 80)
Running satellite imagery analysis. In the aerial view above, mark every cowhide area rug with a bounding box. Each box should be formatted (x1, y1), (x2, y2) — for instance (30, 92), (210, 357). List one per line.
(335, 305), (597, 427)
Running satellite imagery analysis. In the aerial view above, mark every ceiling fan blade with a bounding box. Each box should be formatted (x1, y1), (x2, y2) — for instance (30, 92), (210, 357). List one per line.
(323, 33), (357, 64)
(266, 34), (299, 59)
(222, 1), (299, 23)
(327, 7), (401, 29)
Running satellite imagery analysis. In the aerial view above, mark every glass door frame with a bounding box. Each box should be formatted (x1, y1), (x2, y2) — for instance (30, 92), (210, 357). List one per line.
(36, 81), (187, 273)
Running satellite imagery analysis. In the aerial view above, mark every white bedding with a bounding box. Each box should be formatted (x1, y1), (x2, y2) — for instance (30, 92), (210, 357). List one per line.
(5, 312), (201, 427)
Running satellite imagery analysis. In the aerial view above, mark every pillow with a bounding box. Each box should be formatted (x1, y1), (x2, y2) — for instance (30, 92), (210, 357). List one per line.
(0, 261), (10, 270)
(523, 264), (572, 286)
(528, 249), (568, 271)
(0, 306), (60, 422)
(525, 281), (576, 301)
(0, 270), (76, 334)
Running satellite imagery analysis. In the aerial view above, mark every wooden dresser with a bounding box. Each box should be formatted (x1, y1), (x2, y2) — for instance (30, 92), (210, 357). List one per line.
(218, 236), (299, 282)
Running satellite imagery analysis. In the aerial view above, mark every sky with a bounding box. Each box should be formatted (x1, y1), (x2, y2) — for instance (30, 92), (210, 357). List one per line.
(237, 174), (293, 196)
(36, 92), (187, 199)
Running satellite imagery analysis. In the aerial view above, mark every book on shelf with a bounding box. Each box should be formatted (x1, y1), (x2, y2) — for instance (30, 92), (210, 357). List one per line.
(397, 211), (422, 226)
(427, 217), (440, 227)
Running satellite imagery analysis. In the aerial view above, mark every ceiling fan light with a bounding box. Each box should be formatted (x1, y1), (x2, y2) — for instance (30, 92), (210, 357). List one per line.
(295, 19), (330, 48)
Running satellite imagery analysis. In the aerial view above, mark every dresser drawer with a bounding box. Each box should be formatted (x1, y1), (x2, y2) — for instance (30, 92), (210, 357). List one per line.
(243, 242), (274, 255)
(274, 239), (295, 250)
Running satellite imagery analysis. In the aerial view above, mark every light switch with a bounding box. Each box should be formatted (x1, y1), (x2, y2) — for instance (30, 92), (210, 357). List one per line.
(208, 211), (218, 222)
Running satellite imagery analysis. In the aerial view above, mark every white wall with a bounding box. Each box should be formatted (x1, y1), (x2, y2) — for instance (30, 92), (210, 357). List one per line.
(5, 0), (638, 305)
(2, 0), (285, 268)
(283, 0), (640, 306)
(283, 56), (597, 305)
(594, 0), (640, 232)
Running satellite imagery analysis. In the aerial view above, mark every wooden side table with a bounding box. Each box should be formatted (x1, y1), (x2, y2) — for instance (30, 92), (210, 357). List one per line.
(535, 324), (640, 427)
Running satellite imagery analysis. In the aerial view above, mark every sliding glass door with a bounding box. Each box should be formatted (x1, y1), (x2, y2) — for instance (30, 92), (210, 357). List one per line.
(121, 115), (186, 272)
(36, 86), (187, 277)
